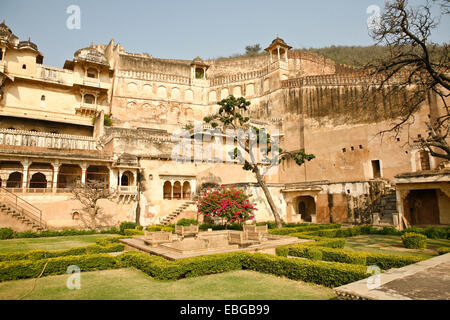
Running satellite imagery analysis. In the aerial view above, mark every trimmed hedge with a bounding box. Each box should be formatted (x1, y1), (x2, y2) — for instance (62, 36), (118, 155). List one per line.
(438, 247), (450, 255)
(145, 226), (175, 232)
(0, 241), (125, 262)
(0, 254), (117, 282)
(277, 244), (426, 269)
(176, 219), (199, 226)
(268, 224), (342, 236)
(116, 251), (369, 288)
(123, 229), (144, 236)
(116, 251), (246, 280)
(119, 222), (137, 235)
(401, 232), (427, 249)
(242, 253), (368, 288)
(300, 225), (450, 240)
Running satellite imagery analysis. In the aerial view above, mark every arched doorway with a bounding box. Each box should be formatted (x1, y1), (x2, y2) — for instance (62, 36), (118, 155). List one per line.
(296, 196), (316, 222)
(29, 172), (47, 189)
(183, 181), (191, 199)
(163, 181), (172, 200)
(6, 172), (22, 188)
(173, 181), (181, 199)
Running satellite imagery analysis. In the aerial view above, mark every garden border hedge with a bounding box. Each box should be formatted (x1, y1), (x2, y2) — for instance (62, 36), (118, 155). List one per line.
(0, 237), (125, 262)
(276, 243), (426, 269)
(0, 254), (118, 282)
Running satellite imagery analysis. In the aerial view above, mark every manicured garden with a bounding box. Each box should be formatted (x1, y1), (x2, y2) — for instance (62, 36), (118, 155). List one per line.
(0, 223), (448, 300)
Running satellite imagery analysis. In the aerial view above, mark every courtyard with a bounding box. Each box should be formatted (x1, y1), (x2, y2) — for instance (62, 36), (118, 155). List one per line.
(0, 224), (448, 300)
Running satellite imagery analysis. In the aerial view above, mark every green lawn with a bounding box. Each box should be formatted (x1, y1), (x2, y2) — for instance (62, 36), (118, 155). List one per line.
(0, 268), (336, 300)
(344, 234), (450, 258)
(0, 234), (117, 253)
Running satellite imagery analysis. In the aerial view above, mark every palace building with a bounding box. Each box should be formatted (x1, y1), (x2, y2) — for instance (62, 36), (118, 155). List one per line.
(0, 20), (448, 231)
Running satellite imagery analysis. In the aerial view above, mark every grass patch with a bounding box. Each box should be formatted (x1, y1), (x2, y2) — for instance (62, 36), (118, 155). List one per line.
(0, 234), (117, 253)
(0, 268), (336, 300)
(344, 235), (450, 258)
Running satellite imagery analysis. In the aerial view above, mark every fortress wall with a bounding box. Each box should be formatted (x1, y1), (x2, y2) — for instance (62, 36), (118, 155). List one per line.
(278, 84), (436, 183)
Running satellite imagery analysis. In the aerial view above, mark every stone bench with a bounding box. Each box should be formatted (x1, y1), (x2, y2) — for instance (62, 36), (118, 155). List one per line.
(143, 231), (173, 247)
(228, 231), (260, 246)
(175, 224), (199, 239)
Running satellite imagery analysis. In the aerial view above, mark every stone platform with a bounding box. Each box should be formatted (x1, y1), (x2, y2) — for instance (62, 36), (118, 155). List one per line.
(120, 230), (310, 261)
(334, 253), (450, 300)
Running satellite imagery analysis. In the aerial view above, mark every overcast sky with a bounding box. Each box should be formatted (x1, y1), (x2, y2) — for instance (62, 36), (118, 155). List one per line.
(1, 0), (449, 67)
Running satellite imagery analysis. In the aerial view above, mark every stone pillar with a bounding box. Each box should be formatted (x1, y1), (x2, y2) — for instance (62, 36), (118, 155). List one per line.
(109, 168), (118, 191)
(81, 163), (87, 184)
(21, 162), (29, 190)
(52, 164), (59, 192)
(277, 46), (280, 61)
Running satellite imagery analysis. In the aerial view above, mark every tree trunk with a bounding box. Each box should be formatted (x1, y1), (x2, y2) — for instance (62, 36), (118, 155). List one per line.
(255, 168), (283, 228)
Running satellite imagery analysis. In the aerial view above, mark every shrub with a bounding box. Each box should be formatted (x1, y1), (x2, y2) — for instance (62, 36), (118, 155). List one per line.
(401, 232), (427, 249)
(198, 223), (242, 231)
(0, 241), (125, 262)
(119, 222), (137, 235)
(277, 244), (425, 269)
(117, 251), (368, 287)
(0, 254), (117, 282)
(0, 228), (14, 240)
(268, 224), (341, 236)
(176, 219), (199, 226)
(438, 247), (450, 255)
(197, 186), (257, 225)
(242, 253), (368, 288)
(117, 251), (247, 280)
(146, 225), (174, 232)
(123, 229), (144, 236)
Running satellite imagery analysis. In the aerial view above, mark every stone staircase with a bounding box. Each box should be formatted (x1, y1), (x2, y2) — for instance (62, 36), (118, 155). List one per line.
(159, 186), (218, 225)
(374, 188), (398, 227)
(160, 200), (196, 225)
(0, 187), (47, 231)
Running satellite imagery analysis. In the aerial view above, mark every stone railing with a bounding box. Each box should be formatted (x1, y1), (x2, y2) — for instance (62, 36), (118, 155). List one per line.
(209, 67), (269, 87)
(282, 72), (412, 88)
(0, 129), (97, 151)
(117, 70), (191, 85)
(36, 65), (73, 85)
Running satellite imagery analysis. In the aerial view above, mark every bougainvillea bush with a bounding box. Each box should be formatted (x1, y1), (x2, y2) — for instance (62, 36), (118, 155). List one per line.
(197, 186), (257, 225)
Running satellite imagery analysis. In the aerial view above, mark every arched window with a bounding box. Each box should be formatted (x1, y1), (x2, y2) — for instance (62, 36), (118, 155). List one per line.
(86, 68), (98, 79)
(41, 95), (45, 101)
(6, 172), (23, 188)
(121, 171), (134, 186)
(163, 181), (172, 200)
(195, 68), (204, 79)
(84, 94), (95, 104)
(182, 181), (191, 199)
(0, 48), (3, 60)
(173, 181), (181, 199)
(29, 172), (47, 189)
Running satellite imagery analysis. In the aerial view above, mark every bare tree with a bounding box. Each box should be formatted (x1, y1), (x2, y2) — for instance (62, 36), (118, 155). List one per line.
(71, 181), (116, 230)
(364, 0), (450, 160)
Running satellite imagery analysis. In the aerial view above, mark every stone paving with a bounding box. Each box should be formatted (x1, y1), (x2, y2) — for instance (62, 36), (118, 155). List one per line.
(334, 253), (450, 300)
